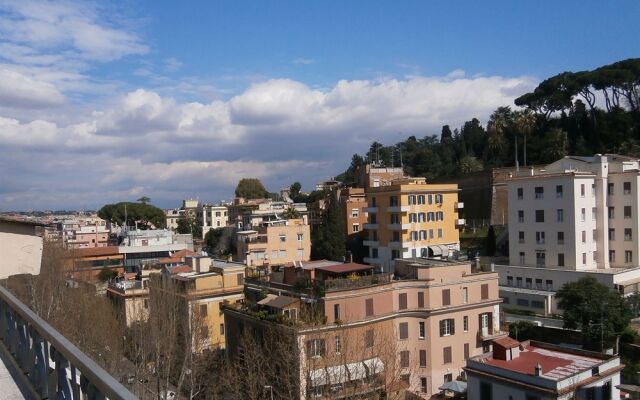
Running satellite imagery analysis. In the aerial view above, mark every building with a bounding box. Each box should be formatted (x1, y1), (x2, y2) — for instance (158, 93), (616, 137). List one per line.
(224, 257), (505, 399)
(119, 229), (193, 272)
(465, 339), (623, 400)
(354, 163), (405, 190)
(162, 258), (245, 350)
(67, 246), (124, 281)
(199, 204), (228, 238)
(340, 187), (368, 239)
(228, 198), (308, 230)
(500, 154), (640, 317)
(364, 177), (464, 272)
(0, 217), (44, 278)
(59, 219), (110, 249)
(107, 278), (150, 326)
(165, 208), (184, 231)
(236, 218), (311, 269)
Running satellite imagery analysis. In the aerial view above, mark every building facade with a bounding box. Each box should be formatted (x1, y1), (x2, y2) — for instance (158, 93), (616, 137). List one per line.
(236, 218), (311, 268)
(364, 177), (464, 272)
(199, 204), (229, 239)
(225, 258), (505, 399)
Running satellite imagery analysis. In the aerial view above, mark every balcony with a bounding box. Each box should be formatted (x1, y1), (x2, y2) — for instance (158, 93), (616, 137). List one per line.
(387, 223), (411, 231)
(455, 219), (466, 227)
(363, 223), (379, 230)
(363, 207), (378, 213)
(387, 206), (410, 213)
(0, 285), (135, 400)
(477, 327), (508, 341)
(363, 240), (379, 246)
(455, 202), (464, 210)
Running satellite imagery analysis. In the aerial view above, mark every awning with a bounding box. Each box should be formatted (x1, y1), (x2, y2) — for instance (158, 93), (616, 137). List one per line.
(429, 245), (443, 256)
(309, 357), (385, 387)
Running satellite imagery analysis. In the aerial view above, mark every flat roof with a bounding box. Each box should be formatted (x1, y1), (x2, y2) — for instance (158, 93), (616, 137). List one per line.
(481, 345), (603, 381)
(258, 294), (298, 308)
(398, 257), (469, 268)
(315, 262), (373, 274)
(72, 246), (121, 257)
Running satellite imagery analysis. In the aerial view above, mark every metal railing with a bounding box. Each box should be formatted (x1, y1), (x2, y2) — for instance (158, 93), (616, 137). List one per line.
(0, 285), (137, 400)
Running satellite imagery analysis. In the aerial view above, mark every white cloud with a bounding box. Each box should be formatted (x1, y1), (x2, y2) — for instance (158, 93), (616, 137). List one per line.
(164, 57), (183, 72)
(292, 57), (316, 65)
(0, 68), (65, 108)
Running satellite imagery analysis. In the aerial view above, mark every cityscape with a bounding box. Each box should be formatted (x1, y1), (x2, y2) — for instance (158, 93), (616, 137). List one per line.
(1, 2), (640, 400)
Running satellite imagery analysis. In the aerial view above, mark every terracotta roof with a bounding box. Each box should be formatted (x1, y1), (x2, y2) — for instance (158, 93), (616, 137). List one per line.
(169, 265), (192, 274)
(258, 294), (298, 309)
(315, 262), (374, 274)
(172, 249), (196, 258)
(73, 246), (121, 258)
(493, 337), (521, 349)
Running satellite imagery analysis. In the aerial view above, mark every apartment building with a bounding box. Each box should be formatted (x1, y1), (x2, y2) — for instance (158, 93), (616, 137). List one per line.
(364, 177), (464, 272)
(68, 246), (124, 281)
(224, 258), (504, 399)
(165, 208), (184, 231)
(61, 221), (110, 249)
(119, 229), (193, 272)
(465, 339), (622, 400)
(199, 204), (228, 239)
(354, 163), (405, 189)
(236, 218), (311, 268)
(107, 278), (150, 326)
(500, 154), (640, 317)
(340, 187), (368, 239)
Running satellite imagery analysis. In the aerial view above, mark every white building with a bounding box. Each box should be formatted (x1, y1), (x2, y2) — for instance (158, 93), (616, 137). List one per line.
(199, 204), (228, 239)
(465, 339), (622, 400)
(500, 154), (640, 317)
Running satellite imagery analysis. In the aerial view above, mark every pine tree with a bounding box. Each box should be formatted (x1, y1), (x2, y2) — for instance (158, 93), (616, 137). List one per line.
(311, 193), (346, 261)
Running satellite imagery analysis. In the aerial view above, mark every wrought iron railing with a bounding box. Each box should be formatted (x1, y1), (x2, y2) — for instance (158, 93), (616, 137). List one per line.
(0, 285), (137, 399)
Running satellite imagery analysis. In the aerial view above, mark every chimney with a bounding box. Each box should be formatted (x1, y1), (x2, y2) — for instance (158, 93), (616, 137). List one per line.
(474, 256), (481, 271)
(534, 363), (542, 376)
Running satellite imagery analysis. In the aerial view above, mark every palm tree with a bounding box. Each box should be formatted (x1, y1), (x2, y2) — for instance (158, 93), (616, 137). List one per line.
(487, 107), (513, 165)
(514, 109), (537, 166)
(283, 207), (300, 220)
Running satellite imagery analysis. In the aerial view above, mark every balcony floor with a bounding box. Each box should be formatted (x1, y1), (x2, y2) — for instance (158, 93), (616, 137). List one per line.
(0, 346), (31, 400)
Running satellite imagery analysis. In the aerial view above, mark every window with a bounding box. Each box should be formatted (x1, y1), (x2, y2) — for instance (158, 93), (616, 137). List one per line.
(463, 316), (469, 332)
(237, 273), (244, 286)
(390, 196), (399, 206)
(462, 287), (468, 303)
(418, 195), (425, 204)
(557, 185), (564, 198)
(592, 207), (597, 220)
(199, 304), (208, 316)
(580, 184), (585, 197)
(624, 181), (632, 195)
(582, 230), (587, 243)
(516, 277), (522, 287)
(393, 231), (400, 242)
(398, 322), (409, 340)
(626, 251), (633, 263)
(399, 293), (407, 310)
(427, 212), (435, 221)
(408, 195), (416, 205)
(429, 229), (434, 239)
(365, 298), (374, 316)
(409, 213), (417, 223)
(334, 304), (340, 320)
(220, 324), (225, 335)
(444, 373), (453, 383)
(279, 250), (287, 259)
(400, 350), (410, 368)
(625, 206), (632, 219)
(271, 250), (278, 259)
(507, 276), (513, 286)
(518, 231), (525, 243)
(464, 343), (470, 359)
(420, 377), (427, 393)
(608, 182), (614, 195)
(536, 231), (545, 244)
(609, 207), (615, 219)
(592, 183), (596, 197)
(517, 187), (523, 200)
(438, 228), (443, 238)
(335, 336), (341, 354)
(531, 300), (545, 309)
(519, 252), (525, 264)
(439, 319), (455, 336)
(419, 350), (427, 367)
(419, 230), (427, 240)
(200, 325), (209, 337)
(581, 208), (586, 222)
(417, 292), (424, 308)
(419, 322), (425, 339)
(625, 228), (632, 241)
(481, 284), (489, 300)
(410, 231), (418, 241)
(525, 278), (532, 288)
(593, 229), (598, 241)
(557, 209), (564, 222)
(546, 280), (553, 290)
(436, 211), (444, 221)
(418, 212), (426, 222)
(365, 329), (374, 347)
(557, 231), (564, 244)
(279, 234), (286, 242)
(371, 197), (376, 207)
(297, 249), (304, 258)
(370, 214), (377, 224)
(535, 278), (542, 289)
(428, 194), (433, 204)
(535, 210), (544, 223)
(609, 228), (615, 241)
(435, 194), (443, 204)
(535, 186), (544, 199)
(583, 253), (587, 265)
(307, 339), (325, 358)
(517, 298), (529, 307)
(518, 210), (524, 223)
(480, 382), (492, 400)
(442, 289), (451, 306)
(352, 223), (360, 232)
(390, 213), (400, 224)
(371, 248), (378, 258)
(558, 253), (565, 267)
(609, 250), (616, 262)
(391, 250), (400, 259)
(443, 346), (452, 364)
(536, 252), (546, 267)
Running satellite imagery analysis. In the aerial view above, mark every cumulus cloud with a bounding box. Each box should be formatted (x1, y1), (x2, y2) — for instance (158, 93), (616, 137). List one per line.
(0, 68), (65, 108)
(0, 72), (537, 210)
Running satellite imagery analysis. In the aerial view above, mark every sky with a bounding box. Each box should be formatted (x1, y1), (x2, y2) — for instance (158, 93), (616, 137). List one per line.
(1, 0), (639, 211)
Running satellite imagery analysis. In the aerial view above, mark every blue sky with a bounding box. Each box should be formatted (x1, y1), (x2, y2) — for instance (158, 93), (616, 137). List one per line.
(0, 0), (638, 210)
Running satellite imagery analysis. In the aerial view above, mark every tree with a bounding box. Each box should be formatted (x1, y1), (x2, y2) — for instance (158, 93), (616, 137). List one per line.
(176, 216), (193, 234)
(484, 225), (496, 256)
(290, 182), (302, 197)
(137, 196), (151, 205)
(204, 227), (235, 257)
(556, 276), (631, 350)
(235, 178), (269, 199)
(311, 193), (346, 261)
(97, 267), (118, 282)
(283, 207), (301, 219)
(98, 201), (166, 229)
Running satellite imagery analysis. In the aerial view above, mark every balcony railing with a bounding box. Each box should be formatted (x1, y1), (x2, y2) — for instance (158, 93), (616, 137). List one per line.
(0, 285), (136, 400)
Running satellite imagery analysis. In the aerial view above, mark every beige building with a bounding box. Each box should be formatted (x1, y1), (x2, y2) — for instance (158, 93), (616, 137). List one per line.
(364, 177), (464, 272)
(225, 258), (505, 399)
(236, 218), (311, 269)
(0, 217), (43, 278)
(199, 204), (229, 239)
(107, 278), (150, 327)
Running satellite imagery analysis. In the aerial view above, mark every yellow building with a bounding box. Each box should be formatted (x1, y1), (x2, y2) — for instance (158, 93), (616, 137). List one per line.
(363, 177), (464, 272)
(171, 257), (245, 350)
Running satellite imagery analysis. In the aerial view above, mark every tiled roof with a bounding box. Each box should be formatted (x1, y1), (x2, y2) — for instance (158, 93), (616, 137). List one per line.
(73, 246), (120, 258)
